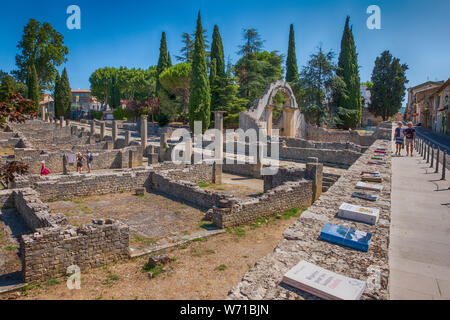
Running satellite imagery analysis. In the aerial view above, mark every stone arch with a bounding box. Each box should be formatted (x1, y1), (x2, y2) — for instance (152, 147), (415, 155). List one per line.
(239, 81), (306, 138)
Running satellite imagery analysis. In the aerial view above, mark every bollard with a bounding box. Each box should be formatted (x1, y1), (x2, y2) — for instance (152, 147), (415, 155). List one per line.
(442, 152), (447, 181)
(430, 145), (434, 168)
(423, 141), (427, 160)
(427, 143), (431, 163)
(435, 148), (440, 174)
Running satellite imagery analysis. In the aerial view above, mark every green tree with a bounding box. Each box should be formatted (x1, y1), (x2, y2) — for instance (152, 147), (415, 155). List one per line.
(0, 75), (18, 102)
(335, 16), (362, 129)
(286, 24), (299, 83)
(176, 33), (194, 63)
(188, 12), (211, 132)
(156, 32), (171, 95)
(13, 19), (68, 91)
(53, 72), (61, 116)
(26, 64), (40, 110)
(57, 68), (72, 117)
(89, 67), (115, 104)
(159, 62), (192, 119)
(211, 25), (225, 78)
(299, 46), (336, 125)
(109, 74), (121, 109)
(369, 50), (408, 120)
(235, 29), (283, 105)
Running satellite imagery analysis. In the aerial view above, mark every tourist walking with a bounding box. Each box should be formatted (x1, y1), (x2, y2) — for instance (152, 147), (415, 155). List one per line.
(40, 161), (50, 176)
(76, 152), (84, 173)
(85, 150), (93, 174)
(403, 122), (416, 157)
(394, 122), (404, 156)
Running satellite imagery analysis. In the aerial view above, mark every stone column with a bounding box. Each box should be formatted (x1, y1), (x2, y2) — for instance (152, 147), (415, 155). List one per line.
(41, 106), (46, 121)
(112, 121), (118, 146)
(283, 107), (296, 137)
(100, 122), (106, 140)
(62, 154), (69, 175)
(253, 141), (263, 178)
(214, 111), (226, 162)
(305, 157), (323, 203)
(184, 138), (193, 164)
(90, 121), (96, 136)
(212, 161), (223, 185)
(66, 119), (70, 127)
(140, 115), (148, 147)
(125, 131), (132, 146)
(265, 105), (275, 136)
(159, 133), (168, 162)
(45, 114), (50, 122)
(60, 117), (64, 129)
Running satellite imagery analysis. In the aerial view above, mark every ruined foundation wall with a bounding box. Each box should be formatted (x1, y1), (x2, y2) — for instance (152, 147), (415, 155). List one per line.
(212, 180), (313, 228)
(20, 221), (129, 283)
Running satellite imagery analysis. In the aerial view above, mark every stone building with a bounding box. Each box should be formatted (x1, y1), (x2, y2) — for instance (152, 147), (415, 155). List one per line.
(405, 81), (444, 127)
(360, 84), (382, 127)
(429, 79), (450, 135)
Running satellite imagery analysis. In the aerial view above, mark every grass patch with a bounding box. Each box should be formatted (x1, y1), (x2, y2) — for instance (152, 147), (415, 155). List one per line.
(136, 194), (145, 198)
(197, 182), (213, 188)
(63, 198), (72, 202)
(141, 264), (165, 278)
(217, 264), (227, 271)
(80, 206), (93, 215)
(4, 245), (17, 252)
(281, 207), (307, 220)
(230, 227), (246, 237)
(132, 234), (158, 246)
(192, 237), (207, 243)
(46, 278), (60, 286)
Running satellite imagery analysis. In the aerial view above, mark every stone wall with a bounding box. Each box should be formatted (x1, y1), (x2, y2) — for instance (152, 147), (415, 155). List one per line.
(212, 179), (313, 228)
(228, 139), (393, 300)
(20, 221), (129, 283)
(305, 121), (392, 146)
(12, 168), (153, 202)
(280, 146), (362, 166)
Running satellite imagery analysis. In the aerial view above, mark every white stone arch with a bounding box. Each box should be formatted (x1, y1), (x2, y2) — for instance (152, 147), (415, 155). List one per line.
(239, 80), (306, 138)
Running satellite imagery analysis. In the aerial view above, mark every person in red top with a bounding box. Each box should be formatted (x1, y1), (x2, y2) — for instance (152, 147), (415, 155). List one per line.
(40, 161), (51, 176)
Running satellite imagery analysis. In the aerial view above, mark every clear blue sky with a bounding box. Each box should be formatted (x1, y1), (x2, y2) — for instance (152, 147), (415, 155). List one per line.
(1, 0), (449, 105)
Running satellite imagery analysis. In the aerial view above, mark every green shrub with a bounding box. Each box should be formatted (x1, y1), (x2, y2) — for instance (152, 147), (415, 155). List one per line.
(90, 111), (103, 120)
(113, 107), (128, 120)
(157, 113), (169, 127)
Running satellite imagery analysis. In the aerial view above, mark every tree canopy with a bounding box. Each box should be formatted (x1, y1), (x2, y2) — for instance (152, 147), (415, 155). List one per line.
(188, 12), (211, 132)
(369, 50), (408, 120)
(13, 19), (68, 92)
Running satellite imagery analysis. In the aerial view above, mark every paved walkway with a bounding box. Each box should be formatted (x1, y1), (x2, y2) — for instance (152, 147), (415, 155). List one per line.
(390, 140), (450, 299)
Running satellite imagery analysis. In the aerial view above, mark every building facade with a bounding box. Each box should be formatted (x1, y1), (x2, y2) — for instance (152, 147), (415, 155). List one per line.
(71, 89), (102, 113)
(405, 81), (444, 128)
(429, 79), (450, 135)
(360, 84), (382, 127)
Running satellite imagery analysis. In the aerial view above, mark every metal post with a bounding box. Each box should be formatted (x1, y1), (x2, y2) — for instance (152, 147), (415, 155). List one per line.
(435, 148), (440, 174)
(427, 143), (430, 163)
(442, 152), (447, 181)
(423, 141), (427, 160)
(430, 145), (434, 168)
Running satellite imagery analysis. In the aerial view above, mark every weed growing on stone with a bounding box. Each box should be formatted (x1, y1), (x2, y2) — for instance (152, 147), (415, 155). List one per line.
(4, 245), (17, 252)
(217, 264), (227, 271)
(197, 182), (213, 188)
(46, 278), (60, 286)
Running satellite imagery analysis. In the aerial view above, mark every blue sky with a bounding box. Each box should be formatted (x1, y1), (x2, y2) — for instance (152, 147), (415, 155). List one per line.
(1, 0), (449, 106)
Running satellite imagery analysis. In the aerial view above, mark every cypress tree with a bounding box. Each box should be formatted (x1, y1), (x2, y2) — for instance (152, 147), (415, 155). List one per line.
(53, 72), (62, 117)
(210, 25), (225, 78)
(286, 24), (299, 83)
(167, 52), (173, 67)
(188, 12), (211, 132)
(59, 68), (72, 117)
(336, 16), (362, 129)
(210, 58), (217, 85)
(27, 64), (40, 110)
(109, 74), (120, 109)
(156, 32), (170, 95)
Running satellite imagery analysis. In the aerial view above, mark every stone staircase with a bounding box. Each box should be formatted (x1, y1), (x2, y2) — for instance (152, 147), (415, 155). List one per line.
(322, 174), (340, 192)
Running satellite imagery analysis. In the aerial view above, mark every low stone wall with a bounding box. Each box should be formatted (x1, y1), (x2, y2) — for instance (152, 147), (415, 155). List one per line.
(13, 168), (153, 202)
(14, 146), (144, 174)
(280, 146), (362, 166)
(305, 121), (392, 146)
(13, 188), (67, 231)
(150, 170), (230, 209)
(212, 179), (313, 228)
(21, 221), (129, 283)
(0, 189), (15, 209)
(280, 137), (365, 153)
(228, 139), (393, 300)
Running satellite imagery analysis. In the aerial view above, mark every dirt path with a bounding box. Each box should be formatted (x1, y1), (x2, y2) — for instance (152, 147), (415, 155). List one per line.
(3, 210), (304, 300)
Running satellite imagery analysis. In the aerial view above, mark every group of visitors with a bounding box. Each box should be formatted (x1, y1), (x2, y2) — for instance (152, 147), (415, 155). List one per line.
(40, 150), (94, 176)
(76, 150), (93, 174)
(394, 122), (417, 157)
